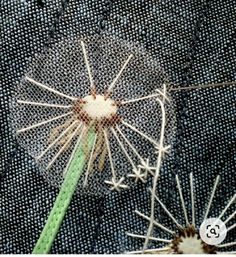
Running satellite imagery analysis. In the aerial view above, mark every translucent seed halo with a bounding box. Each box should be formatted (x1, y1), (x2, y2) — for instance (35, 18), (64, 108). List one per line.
(12, 35), (176, 195)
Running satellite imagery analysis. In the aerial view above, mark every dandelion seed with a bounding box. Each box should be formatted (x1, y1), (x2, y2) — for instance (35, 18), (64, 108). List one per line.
(128, 173), (236, 254)
(13, 36), (176, 194)
(128, 167), (147, 183)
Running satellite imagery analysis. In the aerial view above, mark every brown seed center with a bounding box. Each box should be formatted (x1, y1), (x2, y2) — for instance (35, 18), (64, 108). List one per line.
(73, 94), (121, 128)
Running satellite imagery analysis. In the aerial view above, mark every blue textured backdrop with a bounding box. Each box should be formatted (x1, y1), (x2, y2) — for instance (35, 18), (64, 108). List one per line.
(0, 0), (235, 253)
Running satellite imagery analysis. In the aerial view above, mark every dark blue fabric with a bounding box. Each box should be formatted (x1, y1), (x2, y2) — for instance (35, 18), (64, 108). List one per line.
(1, 0), (235, 253)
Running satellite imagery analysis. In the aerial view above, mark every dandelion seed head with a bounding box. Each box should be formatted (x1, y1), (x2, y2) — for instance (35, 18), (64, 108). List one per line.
(12, 35), (176, 195)
(129, 174), (235, 254)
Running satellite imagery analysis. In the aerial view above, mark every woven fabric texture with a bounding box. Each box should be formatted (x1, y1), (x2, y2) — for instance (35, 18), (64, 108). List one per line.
(1, 0), (235, 254)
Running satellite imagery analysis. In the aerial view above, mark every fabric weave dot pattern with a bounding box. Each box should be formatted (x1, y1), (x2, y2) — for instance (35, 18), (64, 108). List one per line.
(1, 0), (235, 254)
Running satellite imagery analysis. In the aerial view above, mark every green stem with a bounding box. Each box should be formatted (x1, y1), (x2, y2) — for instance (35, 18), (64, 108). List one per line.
(33, 130), (95, 254)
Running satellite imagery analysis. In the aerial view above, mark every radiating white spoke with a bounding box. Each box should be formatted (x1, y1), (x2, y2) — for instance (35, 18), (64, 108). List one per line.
(47, 123), (83, 170)
(121, 94), (160, 105)
(107, 54), (133, 93)
(224, 211), (236, 225)
(190, 173), (195, 227)
(143, 96), (166, 251)
(17, 100), (72, 109)
(36, 120), (79, 160)
(17, 112), (73, 133)
(83, 133), (97, 187)
(218, 194), (236, 220)
(127, 233), (171, 243)
(135, 210), (175, 235)
(81, 40), (94, 89)
(116, 126), (145, 166)
(25, 76), (76, 101)
(176, 175), (190, 226)
(154, 193), (184, 229)
(218, 242), (236, 248)
(104, 129), (116, 178)
(156, 98), (165, 152)
(122, 120), (158, 146)
(203, 175), (220, 221)
(227, 223), (236, 232)
(111, 128), (136, 169)
(127, 247), (170, 254)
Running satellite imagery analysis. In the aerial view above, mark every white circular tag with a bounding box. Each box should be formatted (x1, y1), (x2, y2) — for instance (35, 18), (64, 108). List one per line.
(200, 218), (227, 245)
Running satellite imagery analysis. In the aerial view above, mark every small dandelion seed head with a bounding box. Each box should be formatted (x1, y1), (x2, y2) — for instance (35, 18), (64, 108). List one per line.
(129, 174), (236, 254)
(12, 35), (176, 195)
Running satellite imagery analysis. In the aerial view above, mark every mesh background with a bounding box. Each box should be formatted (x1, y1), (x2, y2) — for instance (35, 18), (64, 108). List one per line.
(0, 0), (235, 254)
